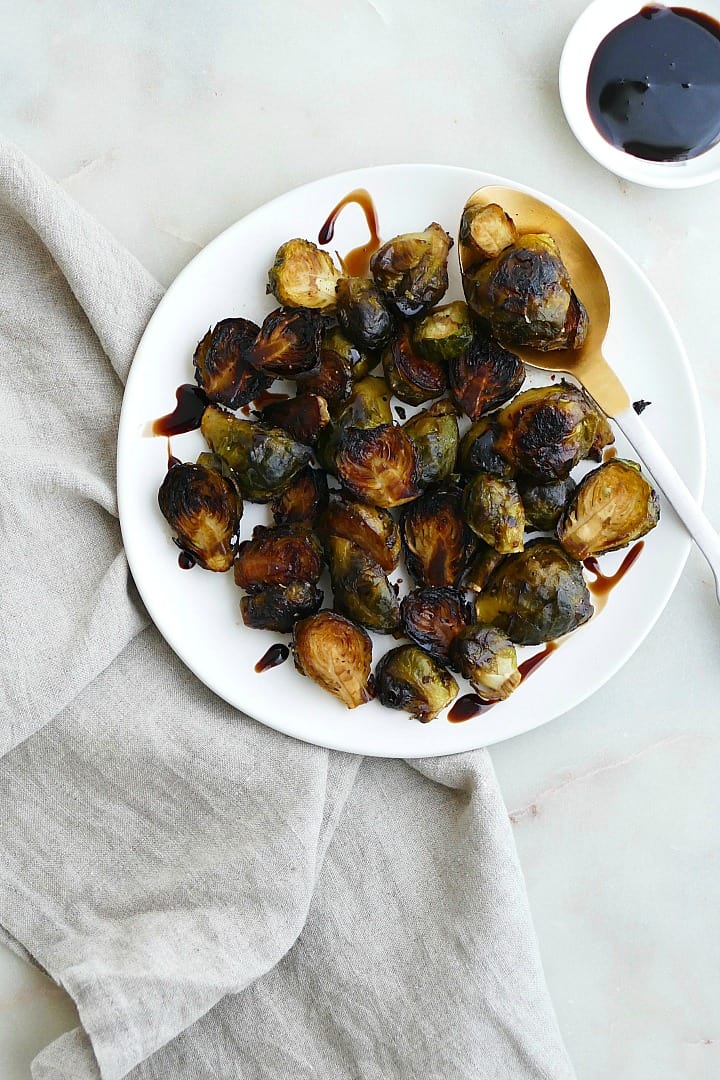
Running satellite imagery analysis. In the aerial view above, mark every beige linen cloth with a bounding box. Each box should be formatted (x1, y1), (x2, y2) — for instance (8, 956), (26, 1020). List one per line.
(0, 141), (575, 1080)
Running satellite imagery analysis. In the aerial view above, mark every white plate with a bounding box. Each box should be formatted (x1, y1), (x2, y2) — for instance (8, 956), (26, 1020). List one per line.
(117, 164), (705, 758)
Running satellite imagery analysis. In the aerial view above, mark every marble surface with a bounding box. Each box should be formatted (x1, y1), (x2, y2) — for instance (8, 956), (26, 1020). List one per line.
(1, 0), (719, 1077)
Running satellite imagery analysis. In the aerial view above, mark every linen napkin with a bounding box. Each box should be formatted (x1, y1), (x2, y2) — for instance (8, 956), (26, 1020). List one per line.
(0, 140), (575, 1080)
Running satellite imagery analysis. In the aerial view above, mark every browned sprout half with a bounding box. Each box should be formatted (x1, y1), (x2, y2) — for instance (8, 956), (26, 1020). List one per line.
(293, 610), (374, 709)
(336, 276), (394, 351)
(158, 462), (241, 572)
(318, 498), (400, 572)
(382, 323), (447, 406)
(325, 535), (401, 634)
(557, 459), (660, 560)
(193, 317), (270, 409)
(314, 375), (394, 475)
(412, 301), (474, 364)
(457, 418), (515, 479)
(459, 203), (518, 267)
(247, 307), (323, 378)
(336, 424), (421, 508)
(403, 399), (459, 488)
(449, 625), (520, 702)
(462, 473), (526, 554)
(449, 334), (525, 420)
(267, 239), (341, 309)
(370, 223), (453, 318)
(297, 328), (374, 409)
(271, 465), (329, 526)
(375, 645), (458, 722)
(400, 586), (470, 661)
(241, 581), (324, 632)
(233, 524), (323, 590)
(258, 393), (330, 445)
(402, 487), (477, 587)
(464, 543), (506, 593)
(520, 476), (577, 532)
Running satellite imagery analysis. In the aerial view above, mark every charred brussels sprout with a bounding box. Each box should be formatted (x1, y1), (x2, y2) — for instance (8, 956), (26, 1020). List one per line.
(449, 626), (520, 702)
(457, 419), (514, 479)
(325, 535), (401, 634)
(382, 324), (447, 406)
(474, 538), (593, 645)
(412, 301), (474, 363)
(293, 611), (374, 709)
(401, 586), (470, 661)
(464, 543), (506, 593)
(158, 462), (241, 572)
(520, 476), (577, 532)
(336, 375), (393, 429)
(296, 328), (369, 410)
(459, 203), (518, 267)
(370, 223), (453, 318)
(271, 465), (329, 526)
(402, 487), (476, 587)
(201, 406), (312, 502)
(247, 307), (322, 378)
(336, 424), (421, 508)
(241, 581), (323, 632)
(403, 400), (459, 488)
(233, 524), (323, 591)
(267, 239), (341, 310)
(258, 393), (330, 445)
(449, 334), (525, 420)
(462, 474), (525, 554)
(336, 276), (394, 351)
(319, 498), (400, 572)
(557, 459), (659, 560)
(375, 645), (458, 722)
(193, 317), (270, 409)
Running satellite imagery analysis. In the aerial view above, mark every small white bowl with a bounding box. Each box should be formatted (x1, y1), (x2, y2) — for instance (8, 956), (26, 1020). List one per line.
(559, 0), (720, 188)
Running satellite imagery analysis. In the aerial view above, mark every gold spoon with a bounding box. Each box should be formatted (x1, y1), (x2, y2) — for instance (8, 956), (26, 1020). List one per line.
(459, 185), (720, 599)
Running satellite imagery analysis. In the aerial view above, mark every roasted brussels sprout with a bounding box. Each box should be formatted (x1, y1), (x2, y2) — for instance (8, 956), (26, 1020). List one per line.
(158, 461), (242, 572)
(336, 375), (393, 430)
(193, 317), (271, 409)
(233, 524), (323, 590)
(495, 383), (613, 482)
(382, 323), (447, 406)
(463, 231), (589, 351)
(520, 476), (577, 532)
(449, 334), (525, 420)
(457, 419), (514, 479)
(557, 459), (659, 560)
(375, 645), (458, 722)
(449, 625), (520, 702)
(336, 424), (421, 508)
(241, 581), (323, 632)
(318, 498), (400, 572)
(412, 301), (474, 364)
(401, 586), (470, 661)
(247, 307), (322, 378)
(459, 203), (518, 267)
(325, 535), (401, 634)
(474, 538), (593, 645)
(267, 238), (341, 310)
(201, 406), (312, 502)
(402, 487), (477, 587)
(296, 328), (367, 409)
(403, 399), (459, 488)
(462, 474), (526, 554)
(258, 393), (330, 445)
(370, 223), (453, 318)
(293, 611), (374, 708)
(464, 543), (506, 593)
(271, 465), (329, 526)
(336, 276), (394, 351)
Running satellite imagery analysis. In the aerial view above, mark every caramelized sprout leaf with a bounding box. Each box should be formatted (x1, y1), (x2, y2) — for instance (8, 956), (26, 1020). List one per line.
(318, 498), (400, 572)
(557, 459), (659, 560)
(271, 465), (329, 526)
(336, 424), (421, 508)
(449, 334), (525, 420)
(293, 611), (374, 709)
(158, 462), (242, 572)
(382, 323), (447, 406)
(233, 524), (323, 590)
(402, 487), (477, 587)
(401, 586), (470, 661)
(258, 393), (330, 445)
(247, 307), (322, 378)
(193, 318), (270, 409)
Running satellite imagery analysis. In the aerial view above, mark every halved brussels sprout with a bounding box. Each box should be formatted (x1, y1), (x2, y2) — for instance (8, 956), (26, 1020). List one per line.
(247, 307), (322, 378)
(401, 586), (470, 661)
(449, 334), (525, 420)
(403, 399), (459, 488)
(293, 610), (374, 708)
(412, 301), (474, 364)
(474, 538), (593, 645)
(336, 375), (393, 430)
(267, 239), (341, 310)
(158, 461), (242, 572)
(457, 419), (515, 479)
(241, 581), (324, 632)
(462, 474), (526, 554)
(464, 543), (506, 593)
(233, 524), (323, 590)
(382, 324), (447, 406)
(336, 276), (394, 351)
(258, 393), (330, 445)
(193, 317), (270, 409)
(557, 459), (660, 560)
(520, 476), (577, 532)
(336, 424), (421, 508)
(459, 203), (518, 267)
(370, 223), (453, 318)
(318, 498), (400, 572)
(271, 465), (329, 526)
(375, 645), (458, 722)
(325, 535), (401, 634)
(296, 328), (368, 409)
(449, 625), (520, 702)
(201, 406), (312, 502)
(402, 487), (477, 587)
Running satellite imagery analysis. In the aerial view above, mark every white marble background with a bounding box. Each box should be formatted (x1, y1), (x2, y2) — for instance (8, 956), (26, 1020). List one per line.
(1, 1), (719, 1077)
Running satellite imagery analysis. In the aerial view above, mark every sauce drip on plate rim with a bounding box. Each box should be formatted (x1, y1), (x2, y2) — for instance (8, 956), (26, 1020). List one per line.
(318, 189), (381, 277)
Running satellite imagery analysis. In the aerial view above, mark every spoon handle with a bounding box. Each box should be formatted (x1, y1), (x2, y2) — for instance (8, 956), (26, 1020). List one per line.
(614, 406), (720, 601)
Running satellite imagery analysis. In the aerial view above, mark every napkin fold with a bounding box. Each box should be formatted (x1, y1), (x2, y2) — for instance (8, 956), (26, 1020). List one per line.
(0, 140), (575, 1080)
